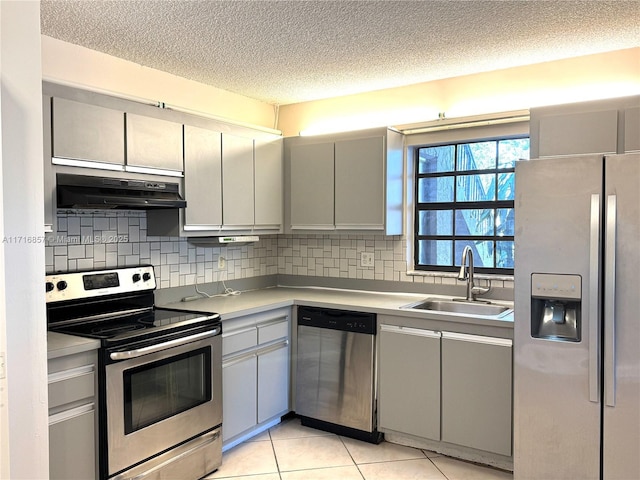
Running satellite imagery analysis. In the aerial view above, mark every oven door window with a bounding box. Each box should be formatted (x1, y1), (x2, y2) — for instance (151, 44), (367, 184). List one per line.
(123, 347), (212, 434)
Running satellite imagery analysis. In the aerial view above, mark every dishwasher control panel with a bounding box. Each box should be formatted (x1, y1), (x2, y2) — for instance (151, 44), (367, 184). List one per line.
(297, 306), (376, 334)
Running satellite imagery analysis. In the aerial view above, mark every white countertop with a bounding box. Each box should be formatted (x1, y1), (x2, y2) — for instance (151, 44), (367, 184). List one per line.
(162, 286), (514, 329)
(48, 286), (514, 357)
(47, 331), (101, 359)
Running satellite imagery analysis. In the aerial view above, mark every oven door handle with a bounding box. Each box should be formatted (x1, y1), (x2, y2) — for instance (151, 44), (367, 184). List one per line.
(110, 328), (220, 361)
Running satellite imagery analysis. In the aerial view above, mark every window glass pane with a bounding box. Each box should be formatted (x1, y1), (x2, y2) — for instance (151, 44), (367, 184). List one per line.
(418, 176), (454, 203)
(497, 241), (515, 268)
(457, 141), (496, 171)
(456, 174), (495, 202)
(418, 240), (452, 266)
(418, 146), (455, 173)
(454, 240), (494, 268)
(418, 210), (453, 235)
(497, 173), (515, 200)
(455, 209), (494, 236)
(498, 138), (530, 168)
(496, 208), (514, 236)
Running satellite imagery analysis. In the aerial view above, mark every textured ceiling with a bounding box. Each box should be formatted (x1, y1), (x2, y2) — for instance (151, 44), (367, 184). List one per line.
(40, 0), (640, 105)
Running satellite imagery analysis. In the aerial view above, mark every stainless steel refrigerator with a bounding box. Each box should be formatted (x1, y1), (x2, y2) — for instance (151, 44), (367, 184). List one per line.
(513, 153), (639, 480)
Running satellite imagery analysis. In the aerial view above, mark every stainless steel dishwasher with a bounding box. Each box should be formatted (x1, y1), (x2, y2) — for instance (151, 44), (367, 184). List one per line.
(296, 305), (383, 443)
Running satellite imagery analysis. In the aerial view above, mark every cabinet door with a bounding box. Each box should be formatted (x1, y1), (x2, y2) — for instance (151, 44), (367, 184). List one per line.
(441, 332), (512, 456)
(222, 134), (255, 228)
(254, 138), (283, 230)
(52, 97), (125, 167)
(49, 407), (96, 480)
(43, 95), (55, 233)
(257, 342), (289, 423)
(222, 354), (257, 442)
(378, 325), (441, 440)
(183, 125), (223, 229)
(538, 110), (618, 157)
(126, 113), (183, 174)
(335, 136), (385, 230)
(290, 142), (335, 230)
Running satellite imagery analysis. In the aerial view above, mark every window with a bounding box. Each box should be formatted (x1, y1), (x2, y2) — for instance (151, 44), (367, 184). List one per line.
(414, 137), (529, 274)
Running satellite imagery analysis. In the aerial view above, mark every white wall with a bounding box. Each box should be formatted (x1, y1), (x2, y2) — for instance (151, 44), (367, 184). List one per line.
(0, 1), (48, 478)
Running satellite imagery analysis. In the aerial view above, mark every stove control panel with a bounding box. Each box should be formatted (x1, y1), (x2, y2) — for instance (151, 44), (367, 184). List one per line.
(45, 265), (156, 303)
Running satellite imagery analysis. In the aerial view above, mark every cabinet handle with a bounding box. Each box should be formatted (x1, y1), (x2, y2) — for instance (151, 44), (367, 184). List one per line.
(256, 339), (289, 356)
(441, 331), (512, 347)
(380, 324), (440, 338)
(48, 403), (94, 426)
(48, 364), (94, 384)
(222, 350), (257, 367)
(257, 317), (288, 329)
(125, 165), (183, 177)
(52, 157), (124, 171)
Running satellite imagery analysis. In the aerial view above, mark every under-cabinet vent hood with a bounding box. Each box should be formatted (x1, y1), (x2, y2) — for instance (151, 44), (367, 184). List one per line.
(56, 173), (187, 210)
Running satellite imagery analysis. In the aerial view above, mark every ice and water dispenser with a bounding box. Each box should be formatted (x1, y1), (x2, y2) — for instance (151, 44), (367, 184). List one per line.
(530, 273), (582, 342)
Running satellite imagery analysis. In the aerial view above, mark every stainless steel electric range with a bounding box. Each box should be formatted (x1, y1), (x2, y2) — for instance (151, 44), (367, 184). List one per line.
(46, 265), (222, 480)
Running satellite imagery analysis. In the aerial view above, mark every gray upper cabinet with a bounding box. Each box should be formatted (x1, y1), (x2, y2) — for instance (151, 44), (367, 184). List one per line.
(52, 97), (125, 167)
(335, 137), (385, 230)
(254, 139), (283, 231)
(290, 142), (335, 230)
(624, 106), (640, 152)
(183, 125), (223, 230)
(286, 128), (403, 235)
(222, 134), (255, 228)
(125, 113), (183, 175)
(530, 95), (640, 158)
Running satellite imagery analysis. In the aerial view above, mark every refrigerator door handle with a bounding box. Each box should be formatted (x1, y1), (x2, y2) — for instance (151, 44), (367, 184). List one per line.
(589, 193), (601, 403)
(604, 194), (617, 407)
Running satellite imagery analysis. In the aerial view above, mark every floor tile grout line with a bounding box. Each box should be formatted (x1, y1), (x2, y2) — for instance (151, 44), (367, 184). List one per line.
(337, 435), (367, 480)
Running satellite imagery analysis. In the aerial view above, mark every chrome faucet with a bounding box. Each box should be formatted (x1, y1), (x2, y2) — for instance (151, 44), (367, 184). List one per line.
(457, 246), (489, 301)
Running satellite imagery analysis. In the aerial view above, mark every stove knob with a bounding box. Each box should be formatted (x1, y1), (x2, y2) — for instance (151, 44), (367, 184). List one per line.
(56, 280), (67, 291)
(142, 272), (151, 282)
(46, 282), (54, 293)
(132, 273), (141, 283)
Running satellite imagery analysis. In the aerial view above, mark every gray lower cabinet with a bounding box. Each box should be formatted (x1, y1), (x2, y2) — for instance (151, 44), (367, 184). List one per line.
(378, 325), (441, 440)
(441, 332), (513, 456)
(378, 322), (513, 458)
(222, 308), (291, 446)
(47, 350), (98, 480)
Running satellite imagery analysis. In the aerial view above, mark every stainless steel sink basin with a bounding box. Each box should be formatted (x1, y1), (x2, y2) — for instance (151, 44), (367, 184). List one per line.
(402, 298), (512, 317)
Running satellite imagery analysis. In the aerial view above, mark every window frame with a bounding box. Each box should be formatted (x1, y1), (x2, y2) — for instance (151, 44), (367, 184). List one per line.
(413, 135), (528, 275)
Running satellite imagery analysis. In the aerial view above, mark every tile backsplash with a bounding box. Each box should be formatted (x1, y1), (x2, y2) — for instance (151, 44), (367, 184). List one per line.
(46, 212), (513, 291)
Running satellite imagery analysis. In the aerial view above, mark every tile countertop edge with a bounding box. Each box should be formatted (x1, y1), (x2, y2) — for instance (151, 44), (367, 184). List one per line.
(161, 286), (514, 330)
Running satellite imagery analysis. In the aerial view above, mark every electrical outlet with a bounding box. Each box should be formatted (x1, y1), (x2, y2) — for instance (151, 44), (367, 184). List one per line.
(360, 251), (374, 267)
(218, 256), (226, 270)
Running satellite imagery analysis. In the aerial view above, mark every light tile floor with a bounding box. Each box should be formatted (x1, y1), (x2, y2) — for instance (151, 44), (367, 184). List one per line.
(204, 418), (513, 480)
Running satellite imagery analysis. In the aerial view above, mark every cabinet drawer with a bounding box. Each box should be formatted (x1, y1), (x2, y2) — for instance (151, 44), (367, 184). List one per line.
(258, 319), (288, 344)
(48, 366), (95, 410)
(223, 327), (257, 356)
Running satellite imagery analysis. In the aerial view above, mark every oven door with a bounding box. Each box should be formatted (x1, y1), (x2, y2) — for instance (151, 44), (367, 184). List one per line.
(105, 329), (222, 477)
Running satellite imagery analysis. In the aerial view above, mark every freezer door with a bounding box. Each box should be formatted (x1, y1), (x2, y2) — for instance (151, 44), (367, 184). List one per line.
(514, 155), (602, 480)
(602, 153), (640, 480)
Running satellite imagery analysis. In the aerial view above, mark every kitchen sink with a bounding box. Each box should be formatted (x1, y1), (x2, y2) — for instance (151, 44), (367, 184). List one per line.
(402, 298), (513, 318)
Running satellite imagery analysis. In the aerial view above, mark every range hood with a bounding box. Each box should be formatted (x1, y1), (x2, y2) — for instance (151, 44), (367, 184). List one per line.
(56, 173), (186, 210)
